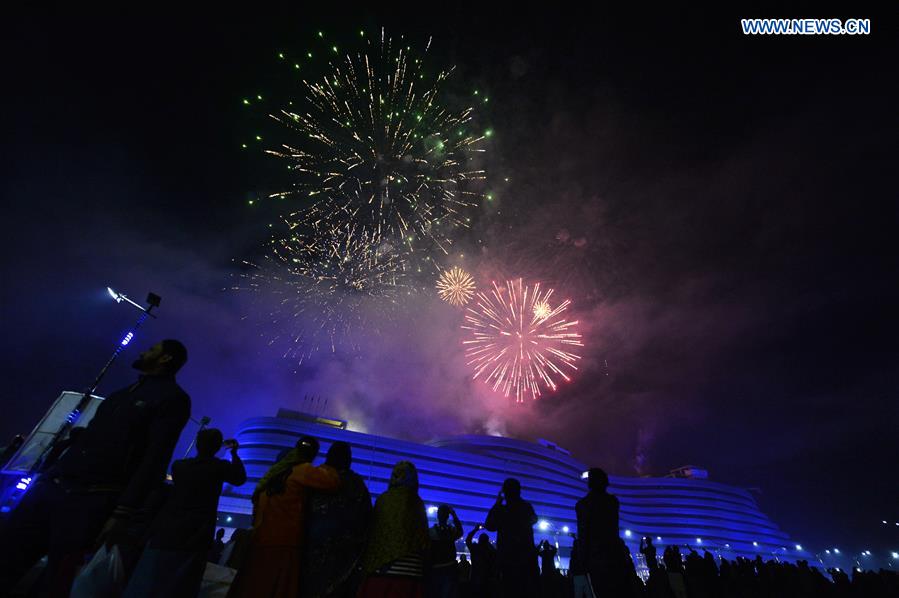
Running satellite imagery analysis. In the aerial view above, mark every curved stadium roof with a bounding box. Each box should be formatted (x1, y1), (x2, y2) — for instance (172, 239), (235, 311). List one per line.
(219, 414), (797, 569)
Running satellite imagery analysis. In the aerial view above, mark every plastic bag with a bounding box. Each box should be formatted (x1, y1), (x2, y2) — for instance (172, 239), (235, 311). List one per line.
(198, 562), (237, 598)
(70, 545), (126, 598)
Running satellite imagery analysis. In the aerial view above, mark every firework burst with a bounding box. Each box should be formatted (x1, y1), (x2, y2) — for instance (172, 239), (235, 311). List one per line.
(462, 279), (583, 402)
(235, 217), (408, 362)
(533, 299), (552, 321)
(436, 266), (476, 306)
(262, 29), (487, 273)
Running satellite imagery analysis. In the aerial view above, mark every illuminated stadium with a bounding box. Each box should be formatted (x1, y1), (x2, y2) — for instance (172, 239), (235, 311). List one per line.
(218, 409), (798, 572)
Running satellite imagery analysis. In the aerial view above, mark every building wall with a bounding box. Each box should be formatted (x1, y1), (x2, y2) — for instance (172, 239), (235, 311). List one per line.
(220, 416), (801, 570)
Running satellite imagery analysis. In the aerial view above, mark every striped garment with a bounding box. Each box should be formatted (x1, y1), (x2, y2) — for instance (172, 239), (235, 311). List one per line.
(379, 553), (424, 578)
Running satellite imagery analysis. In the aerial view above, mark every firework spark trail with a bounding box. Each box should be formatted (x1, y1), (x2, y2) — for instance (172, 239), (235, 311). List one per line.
(234, 217), (409, 362)
(462, 279), (583, 402)
(237, 30), (490, 362)
(264, 29), (487, 274)
(436, 266), (476, 306)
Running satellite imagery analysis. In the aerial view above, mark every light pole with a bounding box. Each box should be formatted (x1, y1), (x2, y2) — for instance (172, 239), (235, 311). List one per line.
(30, 287), (161, 473)
(84, 288), (160, 397)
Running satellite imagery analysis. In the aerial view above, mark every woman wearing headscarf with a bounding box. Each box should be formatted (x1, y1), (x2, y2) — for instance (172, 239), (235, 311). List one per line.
(226, 436), (339, 598)
(301, 442), (372, 598)
(357, 461), (429, 598)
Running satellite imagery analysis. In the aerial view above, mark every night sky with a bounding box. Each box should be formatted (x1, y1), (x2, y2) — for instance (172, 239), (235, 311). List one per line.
(3, 8), (896, 558)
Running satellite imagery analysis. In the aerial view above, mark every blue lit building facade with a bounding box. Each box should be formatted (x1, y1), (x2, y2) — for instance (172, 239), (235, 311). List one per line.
(219, 410), (801, 572)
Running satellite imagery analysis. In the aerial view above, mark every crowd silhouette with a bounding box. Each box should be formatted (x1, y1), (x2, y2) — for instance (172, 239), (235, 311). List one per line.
(0, 341), (897, 597)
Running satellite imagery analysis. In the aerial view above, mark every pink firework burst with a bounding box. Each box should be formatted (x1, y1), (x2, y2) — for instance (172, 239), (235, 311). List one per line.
(462, 278), (584, 402)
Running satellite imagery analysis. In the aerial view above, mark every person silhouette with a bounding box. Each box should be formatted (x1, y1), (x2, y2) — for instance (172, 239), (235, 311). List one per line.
(0, 434), (24, 468)
(227, 435), (339, 598)
(301, 441), (373, 598)
(458, 553), (472, 586)
(465, 525), (496, 598)
(209, 528), (227, 564)
(426, 504), (464, 598)
(485, 478), (539, 598)
(0, 340), (191, 596)
(123, 428), (246, 597)
(575, 468), (621, 597)
(640, 536), (658, 572)
(357, 461), (429, 598)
